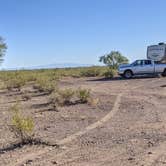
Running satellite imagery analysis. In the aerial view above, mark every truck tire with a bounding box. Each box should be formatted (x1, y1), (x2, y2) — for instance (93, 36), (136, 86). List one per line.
(162, 69), (166, 77)
(124, 70), (133, 79)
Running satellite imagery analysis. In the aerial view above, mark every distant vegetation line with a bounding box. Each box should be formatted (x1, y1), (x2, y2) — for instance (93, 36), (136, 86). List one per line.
(0, 65), (116, 94)
(0, 66), (109, 78)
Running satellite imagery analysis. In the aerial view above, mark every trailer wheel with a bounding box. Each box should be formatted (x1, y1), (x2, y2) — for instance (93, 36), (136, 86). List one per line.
(162, 69), (166, 77)
(124, 70), (133, 79)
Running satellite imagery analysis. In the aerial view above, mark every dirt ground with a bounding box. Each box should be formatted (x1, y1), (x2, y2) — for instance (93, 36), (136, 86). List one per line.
(0, 76), (166, 166)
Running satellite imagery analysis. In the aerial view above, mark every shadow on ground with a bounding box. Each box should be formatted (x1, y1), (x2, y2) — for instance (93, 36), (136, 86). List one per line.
(87, 75), (160, 82)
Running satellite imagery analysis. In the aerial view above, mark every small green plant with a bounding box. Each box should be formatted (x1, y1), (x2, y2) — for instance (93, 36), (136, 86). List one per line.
(49, 88), (75, 108)
(10, 103), (34, 143)
(77, 88), (91, 103)
(34, 77), (57, 94)
(103, 69), (116, 78)
(58, 89), (75, 105)
(80, 67), (101, 77)
(49, 91), (60, 110)
(6, 77), (26, 91)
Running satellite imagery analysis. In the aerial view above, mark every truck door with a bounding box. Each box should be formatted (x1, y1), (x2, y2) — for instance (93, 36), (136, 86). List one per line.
(143, 60), (154, 74)
(132, 60), (144, 74)
(132, 60), (154, 74)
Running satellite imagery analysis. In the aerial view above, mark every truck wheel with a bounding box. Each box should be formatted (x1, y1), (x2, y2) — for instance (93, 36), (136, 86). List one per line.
(124, 70), (133, 79)
(162, 69), (166, 77)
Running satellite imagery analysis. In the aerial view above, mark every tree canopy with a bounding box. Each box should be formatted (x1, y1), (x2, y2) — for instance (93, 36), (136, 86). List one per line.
(99, 51), (129, 69)
(0, 37), (7, 64)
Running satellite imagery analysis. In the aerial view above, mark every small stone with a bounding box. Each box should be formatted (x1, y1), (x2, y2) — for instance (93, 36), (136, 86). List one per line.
(52, 161), (57, 164)
(61, 145), (67, 150)
(26, 159), (33, 164)
(128, 157), (134, 161)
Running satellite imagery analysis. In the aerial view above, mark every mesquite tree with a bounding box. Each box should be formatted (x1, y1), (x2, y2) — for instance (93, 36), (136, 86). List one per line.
(0, 36), (7, 64)
(99, 51), (129, 69)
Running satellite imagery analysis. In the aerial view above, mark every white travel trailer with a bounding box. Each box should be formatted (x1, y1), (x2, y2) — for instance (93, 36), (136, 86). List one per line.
(147, 43), (166, 62)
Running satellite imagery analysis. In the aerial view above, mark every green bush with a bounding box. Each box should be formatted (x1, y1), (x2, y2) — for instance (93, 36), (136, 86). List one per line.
(58, 89), (75, 105)
(80, 67), (101, 77)
(49, 92), (59, 110)
(34, 76), (57, 94)
(49, 88), (75, 108)
(103, 69), (116, 78)
(6, 77), (26, 91)
(77, 88), (91, 103)
(10, 103), (34, 143)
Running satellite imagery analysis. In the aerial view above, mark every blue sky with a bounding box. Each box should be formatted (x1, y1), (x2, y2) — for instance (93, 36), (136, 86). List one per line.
(1, 0), (166, 68)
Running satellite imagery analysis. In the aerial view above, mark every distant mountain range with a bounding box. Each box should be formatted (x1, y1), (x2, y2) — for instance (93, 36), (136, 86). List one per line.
(1, 63), (94, 71)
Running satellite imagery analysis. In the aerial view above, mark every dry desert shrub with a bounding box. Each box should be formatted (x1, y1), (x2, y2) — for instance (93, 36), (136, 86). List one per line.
(49, 88), (75, 109)
(58, 88), (75, 105)
(6, 77), (26, 91)
(88, 97), (99, 107)
(80, 67), (101, 77)
(9, 103), (34, 143)
(103, 69), (116, 78)
(49, 87), (92, 110)
(34, 76), (57, 94)
(76, 88), (91, 103)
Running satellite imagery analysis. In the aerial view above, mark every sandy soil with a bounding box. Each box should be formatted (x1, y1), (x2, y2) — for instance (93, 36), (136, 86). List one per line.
(0, 76), (166, 166)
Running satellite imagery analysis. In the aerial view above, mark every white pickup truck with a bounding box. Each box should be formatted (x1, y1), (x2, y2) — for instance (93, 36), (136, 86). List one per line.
(118, 43), (166, 78)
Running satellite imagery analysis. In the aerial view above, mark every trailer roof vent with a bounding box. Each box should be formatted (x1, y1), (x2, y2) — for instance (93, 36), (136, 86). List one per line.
(158, 42), (165, 45)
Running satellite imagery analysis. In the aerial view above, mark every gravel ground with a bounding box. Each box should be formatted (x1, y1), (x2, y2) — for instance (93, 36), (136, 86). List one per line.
(0, 76), (166, 166)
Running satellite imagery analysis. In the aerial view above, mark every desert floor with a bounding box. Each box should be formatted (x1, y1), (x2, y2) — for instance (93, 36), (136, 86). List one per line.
(0, 76), (166, 166)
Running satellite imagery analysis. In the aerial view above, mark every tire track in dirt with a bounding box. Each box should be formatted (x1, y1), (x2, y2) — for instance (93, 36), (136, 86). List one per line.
(9, 93), (122, 166)
(57, 93), (122, 145)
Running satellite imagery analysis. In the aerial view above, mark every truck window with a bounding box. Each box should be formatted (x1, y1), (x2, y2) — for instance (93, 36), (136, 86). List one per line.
(144, 60), (152, 65)
(133, 60), (143, 66)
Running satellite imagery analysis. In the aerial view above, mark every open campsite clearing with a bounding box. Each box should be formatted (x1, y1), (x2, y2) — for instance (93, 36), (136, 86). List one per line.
(0, 76), (166, 166)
